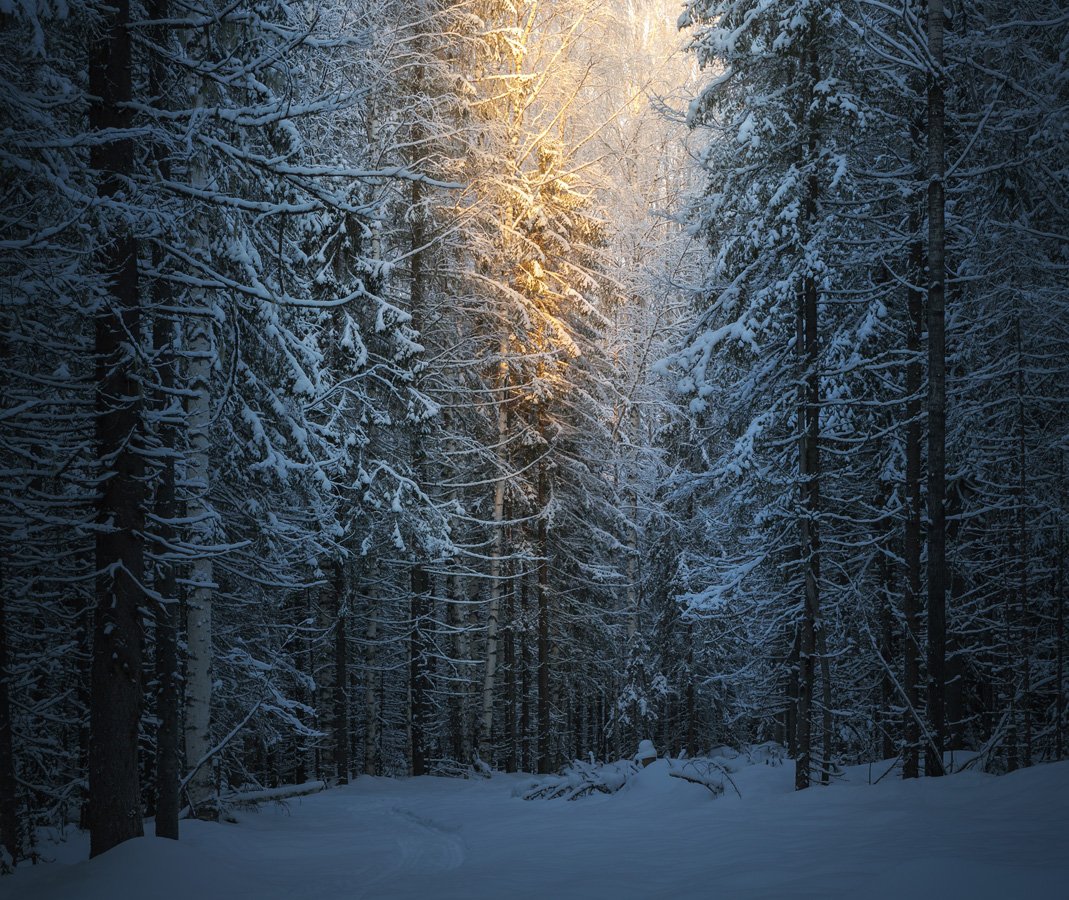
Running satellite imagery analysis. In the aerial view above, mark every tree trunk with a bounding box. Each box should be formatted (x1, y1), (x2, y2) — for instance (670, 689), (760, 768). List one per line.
(1004, 577), (1019, 773)
(536, 438), (551, 775)
(878, 531), (896, 761)
(153, 309), (180, 840)
(363, 583), (379, 776)
(88, 0), (145, 856)
(626, 484), (639, 638)
(817, 613), (832, 783)
(504, 575), (517, 773)
(1057, 474), (1065, 761)
(903, 176), (925, 780)
(333, 560), (350, 784)
(786, 629), (799, 759)
(146, 0), (179, 843)
(685, 624), (697, 757)
(410, 564), (430, 776)
(925, 0), (948, 778)
(0, 569), (20, 866)
(1015, 319), (1032, 767)
(795, 268), (820, 791)
(448, 574), (470, 764)
(793, 23), (823, 792)
(478, 343), (509, 763)
(183, 306), (215, 816)
(520, 574), (531, 771)
(944, 484), (965, 753)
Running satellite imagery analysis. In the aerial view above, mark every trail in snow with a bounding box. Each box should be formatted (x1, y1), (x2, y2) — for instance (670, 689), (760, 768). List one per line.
(6, 758), (1069, 900)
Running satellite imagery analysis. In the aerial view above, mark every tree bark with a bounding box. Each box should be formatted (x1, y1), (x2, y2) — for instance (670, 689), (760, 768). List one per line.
(139, 0), (180, 842)
(536, 438), (551, 775)
(903, 165), (925, 780)
(878, 522), (896, 761)
(791, 19), (825, 791)
(786, 630), (799, 759)
(685, 624), (698, 757)
(925, 0), (948, 778)
(147, 0), (181, 838)
(88, 0), (145, 856)
(448, 574), (470, 764)
(333, 560), (350, 784)
(363, 583), (379, 776)
(183, 306), (215, 815)
(504, 574), (517, 773)
(1015, 319), (1032, 767)
(410, 564), (430, 776)
(1057, 473), (1065, 761)
(478, 342), (509, 763)
(520, 574), (531, 771)
(152, 308), (180, 840)
(942, 483), (964, 752)
(0, 569), (20, 866)
(795, 268), (820, 791)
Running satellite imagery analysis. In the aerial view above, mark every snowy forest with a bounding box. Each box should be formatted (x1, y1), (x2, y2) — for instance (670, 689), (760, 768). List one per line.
(1, 0), (1068, 892)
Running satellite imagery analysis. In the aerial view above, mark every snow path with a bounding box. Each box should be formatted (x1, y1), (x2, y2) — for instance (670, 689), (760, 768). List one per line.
(8, 758), (1069, 899)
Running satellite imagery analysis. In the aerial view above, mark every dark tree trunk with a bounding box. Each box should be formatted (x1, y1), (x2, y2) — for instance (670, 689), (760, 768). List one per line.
(334, 560), (350, 784)
(363, 584), (379, 776)
(817, 613), (833, 784)
(74, 591), (92, 831)
(537, 452), (551, 775)
(152, 309), (180, 840)
(405, 88), (431, 774)
(793, 22), (823, 792)
(410, 564), (430, 776)
(504, 578), (517, 773)
(146, 0), (178, 846)
(879, 541), (896, 761)
(446, 574), (466, 764)
(786, 630), (799, 759)
(1004, 572), (1019, 773)
(309, 590), (319, 781)
(1058, 455), (1065, 761)
(0, 572), (20, 866)
(88, 0), (145, 857)
(1057, 485), (1065, 761)
(925, 0), (948, 778)
(520, 575), (531, 771)
(903, 178), (925, 780)
(1015, 320), (1032, 767)
(795, 265), (820, 791)
(685, 624), (697, 757)
(944, 486), (965, 752)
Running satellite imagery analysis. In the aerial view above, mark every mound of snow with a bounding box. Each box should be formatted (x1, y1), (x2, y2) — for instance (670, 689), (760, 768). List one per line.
(1, 834), (247, 900)
(7, 757), (1069, 900)
(519, 758), (638, 800)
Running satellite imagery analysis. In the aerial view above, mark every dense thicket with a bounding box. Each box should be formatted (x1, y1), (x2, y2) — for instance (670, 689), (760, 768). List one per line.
(0, 0), (1064, 869)
(669, 0), (1068, 784)
(0, 0), (692, 863)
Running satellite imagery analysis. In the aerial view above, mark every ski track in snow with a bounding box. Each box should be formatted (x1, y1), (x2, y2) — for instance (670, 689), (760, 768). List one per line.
(6, 758), (1069, 900)
(357, 805), (467, 898)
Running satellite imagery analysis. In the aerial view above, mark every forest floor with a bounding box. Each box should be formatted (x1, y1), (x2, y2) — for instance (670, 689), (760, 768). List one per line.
(7, 754), (1069, 899)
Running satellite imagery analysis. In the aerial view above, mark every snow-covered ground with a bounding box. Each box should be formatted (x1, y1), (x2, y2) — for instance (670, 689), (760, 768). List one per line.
(7, 756), (1069, 899)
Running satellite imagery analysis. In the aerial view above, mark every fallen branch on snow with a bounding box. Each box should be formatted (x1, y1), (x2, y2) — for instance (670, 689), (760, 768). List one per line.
(224, 780), (327, 807)
(667, 758), (742, 799)
(521, 759), (638, 801)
